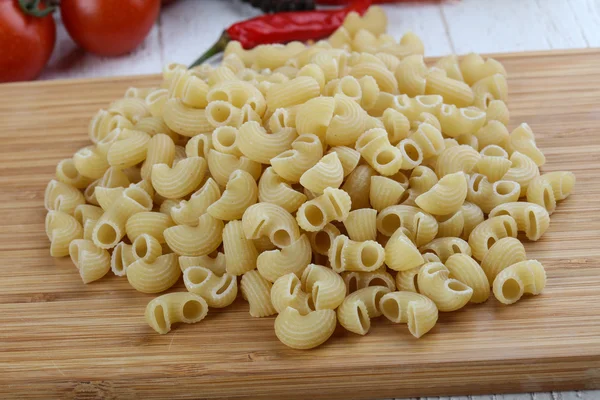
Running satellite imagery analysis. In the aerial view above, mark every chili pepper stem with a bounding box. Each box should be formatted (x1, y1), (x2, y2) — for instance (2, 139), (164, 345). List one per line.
(18, 0), (57, 17)
(189, 31), (231, 68)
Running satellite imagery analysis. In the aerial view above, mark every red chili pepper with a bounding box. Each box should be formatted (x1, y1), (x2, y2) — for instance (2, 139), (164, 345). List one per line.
(190, 0), (371, 67)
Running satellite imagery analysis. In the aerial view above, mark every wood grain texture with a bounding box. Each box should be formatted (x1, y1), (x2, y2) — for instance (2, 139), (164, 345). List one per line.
(1, 50), (600, 400)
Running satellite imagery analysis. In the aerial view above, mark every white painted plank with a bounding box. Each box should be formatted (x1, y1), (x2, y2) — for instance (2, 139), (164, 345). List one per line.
(380, 4), (453, 57)
(441, 0), (588, 55)
(159, 0), (260, 66)
(568, 0), (600, 47)
(40, 13), (162, 80)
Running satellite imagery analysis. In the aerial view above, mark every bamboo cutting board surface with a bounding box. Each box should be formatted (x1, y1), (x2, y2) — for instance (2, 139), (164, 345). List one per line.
(1, 49), (599, 400)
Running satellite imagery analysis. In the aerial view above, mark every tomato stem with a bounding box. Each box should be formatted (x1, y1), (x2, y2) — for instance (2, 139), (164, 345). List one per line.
(189, 31), (231, 68)
(18, 0), (57, 18)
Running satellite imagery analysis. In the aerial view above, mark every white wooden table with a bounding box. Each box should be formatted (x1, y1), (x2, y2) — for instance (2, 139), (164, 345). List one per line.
(38, 0), (600, 399)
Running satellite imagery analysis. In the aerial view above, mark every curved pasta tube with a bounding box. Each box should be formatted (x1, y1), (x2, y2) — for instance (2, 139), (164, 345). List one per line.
(209, 126), (242, 157)
(350, 62), (398, 94)
(127, 253), (181, 293)
(145, 292), (208, 334)
(471, 73), (508, 109)
(326, 94), (369, 147)
(164, 214), (224, 256)
(108, 97), (150, 123)
(417, 262), (473, 312)
(271, 134), (323, 183)
(162, 99), (213, 137)
(337, 286), (391, 335)
(240, 270), (277, 317)
(538, 171), (576, 201)
(131, 233), (162, 264)
(92, 185), (153, 249)
(485, 99), (510, 125)
(467, 174), (521, 214)
(170, 179), (221, 226)
(409, 166), (438, 193)
(106, 129), (150, 169)
(435, 145), (480, 177)
(295, 96), (335, 143)
(379, 291), (438, 338)
(183, 266), (237, 308)
(344, 209), (377, 242)
(341, 268), (396, 294)
(489, 202), (550, 241)
(509, 123), (545, 166)
(55, 158), (94, 189)
(141, 133), (175, 182)
(436, 210), (464, 238)
(94, 186), (125, 211)
(258, 167), (306, 213)
(110, 241), (135, 276)
(460, 53), (507, 86)
(185, 133), (213, 159)
(395, 266), (421, 293)
(415, 172), (468, 216)
(468, 215), (518, 261)
(376, 205), (438, 246)
(179, 252), (226, 275)
(266, 76), (321, 110)
(206, 149), (262, 187)
(307, 223), (341, 256)
(445, 254), (490, 303)
(73, 145), (110, 179)
(207, 79), (266, 116)
(475, 120), (509, 149)
(301, 264), (346, 310)
(475, 155), (512, 183)
(125, 211), (174, 244)
(438, 105), (486, 138)
(145, 88), (169, 118)
(275, 307), (336, 349)
(342, 164), (376, 210)
(300, 152), (344, 194)
(207, 170), (258, 221)
(381, 108), (410, 145)
(88, 109), (133, 144)
(369, 176), (405, 212)
(385, 227), (424, 271)
(296, 188), (351, 232)
(527, 171), (575, 214)
(257, 235), (312, 282)
(395, 138), (423, 170)
(419, 237), (472, 263)
(327, 146), (361, 178)
(355, 128), (403, 176)
(481, 237), (526, 283)
(493, 260), (546, 305)
(44, 180), (86, 215)
(68, 239), (111, 283)
(426, 68), (474, 107)
(395, 55), (427, 97)
(242, 203), (300, 248)
(502, 151), (540, 197)
(271, 274), (312, 314)
(74, 204), (103, 228)
(329, 234), (385, 273)
(434, 54), (464, 82)
(152, 156), (207, 199)
(237, 121), (297, 164)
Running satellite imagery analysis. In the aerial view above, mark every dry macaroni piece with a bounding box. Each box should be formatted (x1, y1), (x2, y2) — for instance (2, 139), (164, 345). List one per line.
(44, 5), (574, 349)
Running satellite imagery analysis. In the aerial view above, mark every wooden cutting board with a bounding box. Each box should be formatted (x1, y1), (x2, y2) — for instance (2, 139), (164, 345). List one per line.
(1, 49), (599, 400)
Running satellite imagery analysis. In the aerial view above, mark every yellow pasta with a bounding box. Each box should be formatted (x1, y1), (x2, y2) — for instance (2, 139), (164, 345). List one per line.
(501, 151), (540, 197)
(417, 262), (473, 312)
(409, 166), (438, 193)
(327, 146), (361, 178)
(395, 266), (420, 293)
(376, 205), (438, 246)
(480, 237), (527, 283)
(342, 164), (376, 210)
(492, 260), (546, 305)
(301, 264), (347, 310)
(131, 233), (162, 264)
(242, 203), (301, 248)
(55, 158), (94, 189)
(237, 121), (297, 164)
(326, 95), (369, 146)
(350, 62), (398, 94)
(127, 253), (181, 293)
(381, 108), (410, 145)
(355, 128), (403, 176)
(436, 210), (464, 238)
(207, 79), (266, 116)
(206, 149), (262, 187)
(471, 73), (508, 109)
(258, 167), (306, 213)
(379, 291), (438, 338)
(369, 176), (405, 212)
(185, 133), (213, 158)
(438, 104), (486, 138)
(468, 215), (518, 261)
(385, 227), (424, 271)
(419, 237), (472, 263)
(145, 292), (208, 334)
(125, 211), (174, 243)
(308, 223), (341, 256)
(152, 156), (207, 199)
(300, 152), (344, 193)
(337, 286), (390, 335)
(164, 214), (224, 257)
(257, 235), (312, 282)
(266, 76), (321, 110)
(183, 266), (237, 308)
(460, 53), (507, 86)
(527, 171), (576, 214)
(207, 170), (258, 221)
(434, 54), (464, 82)
(169, 179), (220, 226)
(509, 123), (546, 166)
(467, 174), (521, 214)
(344, 208), (377, 241)
(296, 188), (351, 232)
(395, 138), (423, 170)
(88, 109), (133, 144)
(341, 268), (396, 294)
(68, 239), (111, 283)
(415, 172), (468, 216)
(75, 146), (109, 180)
(179, 252), (226, 275)
(489, 202), (550, 241)
(271, 273), (312, 315)
(475, 154), (512, 183)
(275, 307), (337, 349)
(426, 68), (474, 107)
(329, 234), (385, 273)
(395, 54), (427, 97)
(435, 145), (480, 177)
(240, 270), (277, 317)
(474, 120), (509, 149)
(271, 134), (323, 183)
(445, 254), (490, 303)
(44, 179), (86, 215)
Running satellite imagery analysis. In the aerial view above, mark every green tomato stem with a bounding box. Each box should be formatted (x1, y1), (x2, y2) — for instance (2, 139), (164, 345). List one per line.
(18, 0), (57, 18)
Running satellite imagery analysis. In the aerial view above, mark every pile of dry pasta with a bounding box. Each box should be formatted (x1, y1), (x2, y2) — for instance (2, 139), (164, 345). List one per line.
(44, 6), (576, 349)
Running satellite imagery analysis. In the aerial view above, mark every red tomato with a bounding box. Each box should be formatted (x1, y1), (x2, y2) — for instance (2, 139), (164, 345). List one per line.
(60, 0), (160, 57)
(0, 0), (56, 83)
